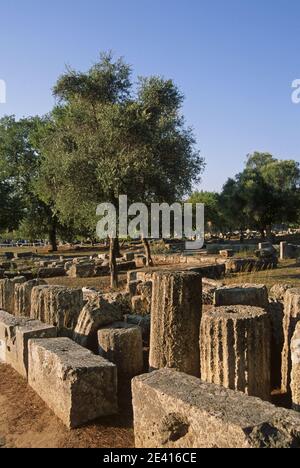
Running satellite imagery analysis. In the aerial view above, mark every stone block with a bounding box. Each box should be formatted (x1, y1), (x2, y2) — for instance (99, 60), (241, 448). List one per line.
(200, 305), (271, 401)
(282, 288), (300, 393)
(73, 296), (123, 351)
(0, 277), (26, 314)
(14, 279), (47, 317)
(28, 338), (118, 428)
(150, 271), (202, 377)
(13, 320), (57, 377)
(132, 369), (300, 448)
(98, 322), (144, 380)
(30, 286), (83, 337)
(37, 267), (66, 279)
(214, 284), (269, 308)
(68, 263), (95, 278)
(291, 323), (300, 411)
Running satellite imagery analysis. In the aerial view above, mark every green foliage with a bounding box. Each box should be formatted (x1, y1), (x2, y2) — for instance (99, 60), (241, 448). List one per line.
(220, 152), (300, 232)
(188, 191), (223, 231)
(36, 53), (205, 238)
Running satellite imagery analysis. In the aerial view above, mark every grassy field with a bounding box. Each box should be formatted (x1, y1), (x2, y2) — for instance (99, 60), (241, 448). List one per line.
(224, 259), (300, 288)
(45, 274), (128, 291)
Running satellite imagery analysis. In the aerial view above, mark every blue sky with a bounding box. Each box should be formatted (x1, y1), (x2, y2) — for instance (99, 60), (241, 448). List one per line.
(0, 0), (300, 191)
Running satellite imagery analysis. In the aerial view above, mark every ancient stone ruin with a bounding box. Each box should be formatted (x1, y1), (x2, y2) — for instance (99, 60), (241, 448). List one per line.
(0, 249), (300, 448)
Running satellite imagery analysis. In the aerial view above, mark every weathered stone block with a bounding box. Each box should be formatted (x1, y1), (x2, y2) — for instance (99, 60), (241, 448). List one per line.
(0, 310), (56, 377)
(98, 322), (144, 380)
(150, 271), (202, 377)
(14, 320), (57, 377)
(124, 252), (135, 262)
(117, 261), (136, 272)
(0, 310), (21, 364)
(0, 277), (26, 314)
(291, 323), (300, 412)
(281, 288), (300, 393)
(136, 281), (153, 303)
(14, 279), (47, 317)
(214, 284), (269, 308)
(268, 300), (285, 389)
(127, 280), (142, 297)
(131, 295), (150, 316)
(28, 338), (118, 428)
(125, 314), (151, 346)
(68, 263), (95, 278)
(73, 296), (123, 351)
(82, 287), (101, 302)
(200, 305), (271, 401)
(30, 286), (83, 337)
(37, 267), (66, 279)
(132, 369), (300, 448)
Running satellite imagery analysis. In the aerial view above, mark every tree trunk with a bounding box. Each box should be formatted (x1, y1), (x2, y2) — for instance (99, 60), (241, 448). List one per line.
(142, 238), (154, 267)
(260, 228), (266, 240)
(109, 237), (119, 289)
(266, 225), (272, 241)
(49, 217), (58, 252)
(115, 236), (122, 258)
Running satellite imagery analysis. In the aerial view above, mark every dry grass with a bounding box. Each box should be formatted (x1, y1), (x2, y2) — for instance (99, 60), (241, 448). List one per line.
(45, 274), (128, 291)
(224, 260), (300, 289)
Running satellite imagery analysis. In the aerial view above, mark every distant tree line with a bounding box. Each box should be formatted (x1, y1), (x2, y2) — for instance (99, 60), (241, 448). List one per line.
(189, 152), (300, 239)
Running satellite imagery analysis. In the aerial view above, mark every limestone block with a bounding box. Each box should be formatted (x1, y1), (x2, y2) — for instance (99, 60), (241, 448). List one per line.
(124, 252), (135, 262)
(98, 322), (144, 380)
(214, 284), (269, 308)
(132, 369), (300, 448)
(136, 281), (153, 304)
(150, 271), (202, 377)
(125, 314), (151, 346)
(68, 263), (95, 278)
(291, 323), (300, 411)
(117, 261), (136, 272)
(0, 310), (21, 364)
(73, 296), (123, 351)
(268, 300), (285, 389)
(0, 277), (26, 314)
(127, 280), (142, 297)
(14, 279), (47, 317)
(200, 305), (271, 400)
(13, 320), (57, 377)
(37, 267), (66, 279)
(281, 288), (300, 393)
(270, 284), (295, 302)
(30, 286), (83, 337)
(82, 287), (101, 302)
(28, 338), (118, 428)
(131, 296), (150, 317)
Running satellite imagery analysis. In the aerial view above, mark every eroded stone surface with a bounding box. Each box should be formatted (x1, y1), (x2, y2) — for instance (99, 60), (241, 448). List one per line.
(98, 322), (144, 380)
(14, 279), (47, 317)
(150, 271), (202, 377)
(214, 284), (269, 308)
(281, 288), (300, 393)
(73, 296), (123, 351)
(291, 323), (300, 411)
(30, 286), (83, 337)
(0, 277), (26, 314)
(132, 369), (300, 448)
(28, 337), (118, 428)
(200, 305), (271, 400)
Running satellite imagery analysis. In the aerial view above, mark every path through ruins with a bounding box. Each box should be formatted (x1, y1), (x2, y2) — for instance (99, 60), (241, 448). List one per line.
(0, 364), (134, 448)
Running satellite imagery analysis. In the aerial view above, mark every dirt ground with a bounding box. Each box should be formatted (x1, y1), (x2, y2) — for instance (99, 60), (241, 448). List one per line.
(0, 364), (134, 449)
